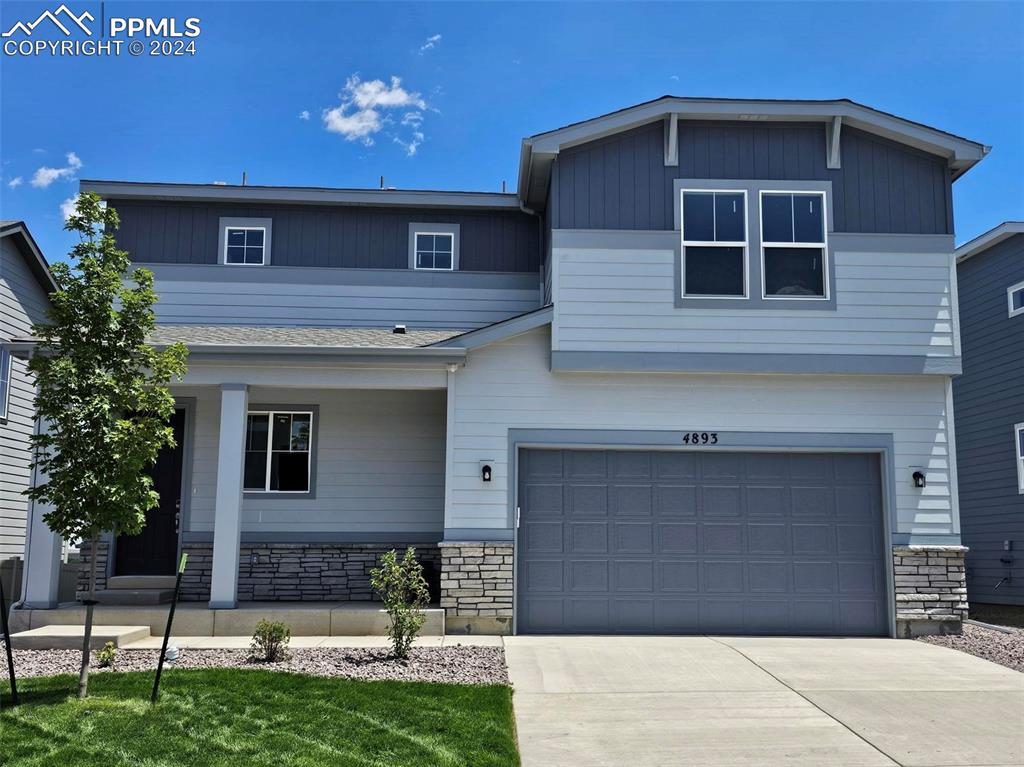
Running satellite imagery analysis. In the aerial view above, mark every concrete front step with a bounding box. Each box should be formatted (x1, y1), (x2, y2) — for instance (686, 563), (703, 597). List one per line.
(80, 589), (176, 606)
(10, 603), (447, 637)
(107, 575), (177, 590)
(11, 624), (151, 650)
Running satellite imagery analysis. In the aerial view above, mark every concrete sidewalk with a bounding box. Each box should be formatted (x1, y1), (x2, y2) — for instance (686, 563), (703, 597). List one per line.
(504, 636), (1024, 767)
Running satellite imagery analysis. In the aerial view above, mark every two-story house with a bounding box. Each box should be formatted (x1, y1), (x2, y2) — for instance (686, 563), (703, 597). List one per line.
(953, 222), (1024, 609)
(0, 221), (55, 601)
(18, 97), (988, 638)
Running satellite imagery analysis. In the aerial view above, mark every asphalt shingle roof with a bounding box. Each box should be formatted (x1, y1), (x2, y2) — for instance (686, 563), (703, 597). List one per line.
(148, 325), (463, 348)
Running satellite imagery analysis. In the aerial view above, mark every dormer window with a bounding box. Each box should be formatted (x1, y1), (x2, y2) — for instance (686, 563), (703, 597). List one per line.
(760, 191), (828, 299)
(219, 217), (273, 266)
(409, 223), (460, 270)
(681, 190), (747, 298)
(1008, 281), (1024, 318)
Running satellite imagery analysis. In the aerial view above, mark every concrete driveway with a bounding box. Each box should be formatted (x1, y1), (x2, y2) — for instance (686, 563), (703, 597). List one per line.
(504, 636), (1024, 767)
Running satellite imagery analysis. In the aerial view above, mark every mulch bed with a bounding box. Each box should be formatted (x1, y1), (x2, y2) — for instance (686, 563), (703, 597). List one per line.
(2, 645), (509, 686)
(918, 622), (1024, 673)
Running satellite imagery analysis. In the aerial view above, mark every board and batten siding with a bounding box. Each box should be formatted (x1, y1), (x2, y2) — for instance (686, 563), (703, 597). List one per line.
(0, 236), (50, 562)
(550, 121), (953, 235)
(144, 264), (541, 329)
(113, 199), (541, 273)
(954, 232), (1024, 605)
(182, 387), (445, 536)
(552, 233), (958, 358)
(446, 327), (957, 537)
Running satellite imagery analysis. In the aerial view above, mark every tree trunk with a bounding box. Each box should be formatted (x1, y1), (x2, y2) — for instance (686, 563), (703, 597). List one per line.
(77, 535), (99, 699)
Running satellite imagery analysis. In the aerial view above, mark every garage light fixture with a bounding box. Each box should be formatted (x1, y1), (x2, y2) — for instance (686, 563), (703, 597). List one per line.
(912, 471), (926, 488)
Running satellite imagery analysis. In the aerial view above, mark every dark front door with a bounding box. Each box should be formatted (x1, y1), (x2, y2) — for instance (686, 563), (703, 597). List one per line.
(114, 408), (186, 575)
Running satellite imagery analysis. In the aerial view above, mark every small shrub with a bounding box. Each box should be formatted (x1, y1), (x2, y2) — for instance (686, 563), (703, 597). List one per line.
(250, 619), (291, 662)
(96, 641), (117, 669)
(370, 547), (430, 659)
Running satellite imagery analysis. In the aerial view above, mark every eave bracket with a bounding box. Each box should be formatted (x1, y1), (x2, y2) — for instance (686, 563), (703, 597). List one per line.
(827, 116), (842, 169)
(664, 113), (679, 167)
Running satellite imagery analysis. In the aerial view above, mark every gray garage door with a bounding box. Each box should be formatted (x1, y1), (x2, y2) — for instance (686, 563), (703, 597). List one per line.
(516, 449), (888, 636)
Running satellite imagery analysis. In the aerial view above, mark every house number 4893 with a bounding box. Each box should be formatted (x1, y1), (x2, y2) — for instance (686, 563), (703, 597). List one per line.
(681, 432), (718, 445)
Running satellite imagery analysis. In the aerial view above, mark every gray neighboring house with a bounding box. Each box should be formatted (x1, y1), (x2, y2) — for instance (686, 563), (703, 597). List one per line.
(954, 222), (1024, 607)
(0, 222), (55, 598)
(18, 97), (990, 638)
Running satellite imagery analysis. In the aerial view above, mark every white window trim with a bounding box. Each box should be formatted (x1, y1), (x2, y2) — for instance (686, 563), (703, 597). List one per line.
(680, 188), (749, 299)
(0, 346), (10, 421)
(1008, 281), (1024, 318)
(758, 190), (830, 301)
(1016, 422), (1024, 494)
(244, 409), (314, 494)
(413, 231), (456, 271)
(224, 226), (268, 267)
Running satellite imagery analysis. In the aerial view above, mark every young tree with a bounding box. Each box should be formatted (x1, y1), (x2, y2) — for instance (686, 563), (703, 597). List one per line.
(27, 193), (188, 698)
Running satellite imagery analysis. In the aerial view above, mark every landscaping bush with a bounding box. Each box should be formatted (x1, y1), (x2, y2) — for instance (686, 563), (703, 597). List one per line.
(250, 620), (291, 662)
(371, 547), (430, 659)
(96, 641), (117, 669)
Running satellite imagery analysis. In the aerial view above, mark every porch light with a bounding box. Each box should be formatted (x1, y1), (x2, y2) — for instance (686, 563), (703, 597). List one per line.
(481, 463), (492, 482)
(912, 471), (926, 488)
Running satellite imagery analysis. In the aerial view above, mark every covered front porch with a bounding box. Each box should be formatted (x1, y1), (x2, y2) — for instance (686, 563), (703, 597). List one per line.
(21, 327), (464, 613)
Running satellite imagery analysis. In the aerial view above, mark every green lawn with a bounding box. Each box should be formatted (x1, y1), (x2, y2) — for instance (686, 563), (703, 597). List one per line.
(1, 669), (519, 767)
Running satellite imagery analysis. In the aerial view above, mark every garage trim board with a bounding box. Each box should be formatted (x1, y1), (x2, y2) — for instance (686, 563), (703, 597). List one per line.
(508, 429), (898, 637)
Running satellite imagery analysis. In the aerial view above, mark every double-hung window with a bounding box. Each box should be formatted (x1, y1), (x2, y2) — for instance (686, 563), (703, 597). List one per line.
(681, 190), (747, 298)
(224, 227), (267, 265)
(0, 346), (10, 421)
(1008, 281), (1024, 318)
(760, 191), (828, 299)
(244, 411), (313, 493)
(1016, 423), (1024, 494)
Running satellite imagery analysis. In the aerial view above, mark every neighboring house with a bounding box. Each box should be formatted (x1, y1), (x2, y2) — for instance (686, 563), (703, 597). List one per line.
(19, 97), (989, 638)
(0, 222), (55, 599)
(954, 222), (1024, 607)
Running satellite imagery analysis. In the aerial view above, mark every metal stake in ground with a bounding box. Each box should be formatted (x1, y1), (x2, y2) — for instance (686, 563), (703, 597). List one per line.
(151, 552), (187, 704)
(0, 575), (17, 707)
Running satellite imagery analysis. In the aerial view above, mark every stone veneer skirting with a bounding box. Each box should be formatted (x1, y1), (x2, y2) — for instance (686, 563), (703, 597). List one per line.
(439, 541), (514, 635)
(78, 540), (439, 603)
(893, 544), (968, 637)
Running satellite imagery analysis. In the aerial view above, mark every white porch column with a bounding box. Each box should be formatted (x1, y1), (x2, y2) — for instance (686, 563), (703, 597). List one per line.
(22, 418), (61, 608)
(442, 364), (457, 535)
(209, 383), (248, 609)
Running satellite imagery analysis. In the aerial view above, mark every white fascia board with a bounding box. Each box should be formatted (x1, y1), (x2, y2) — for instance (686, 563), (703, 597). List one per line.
(955, 221), (1024, 263)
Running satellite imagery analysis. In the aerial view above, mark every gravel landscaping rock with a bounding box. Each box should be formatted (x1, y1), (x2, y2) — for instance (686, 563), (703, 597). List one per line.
(2, 644), (509, 686)
(918, 622), (1024, 673)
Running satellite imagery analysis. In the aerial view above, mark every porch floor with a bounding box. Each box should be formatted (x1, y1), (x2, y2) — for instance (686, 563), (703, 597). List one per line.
(10, 601), (445, 637)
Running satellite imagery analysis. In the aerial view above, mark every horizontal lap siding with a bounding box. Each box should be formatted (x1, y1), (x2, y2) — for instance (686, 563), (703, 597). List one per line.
(184, 387), (445, 535)
(553, 237), (955, 356)
(147, 273), (540, 329)
(448, 328), (955, 536)
(0, 237), (50, 562)
(954, 233), (1024, 604)
(114, 200), (540, 272)
(551, 121), (951, 235)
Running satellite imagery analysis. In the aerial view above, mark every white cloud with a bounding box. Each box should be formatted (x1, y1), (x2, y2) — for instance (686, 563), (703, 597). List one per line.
(60, 194), (80, 221)
(669, 74), (680, 81)
(7, 176), (23, 189)
(394, 131), (425, 157)
(419, 34), (441, 54)
(322, 75), (428, 150)
(31, 151), (82, 188)
(298, 110), (310, 120)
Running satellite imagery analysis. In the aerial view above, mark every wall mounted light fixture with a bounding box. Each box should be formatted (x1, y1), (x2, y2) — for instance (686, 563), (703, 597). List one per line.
(479, 461), (493, 482)
(912, 471), (926, 488)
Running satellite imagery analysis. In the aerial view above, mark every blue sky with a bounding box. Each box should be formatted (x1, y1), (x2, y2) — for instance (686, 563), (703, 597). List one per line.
(1, 1), (1022, 264)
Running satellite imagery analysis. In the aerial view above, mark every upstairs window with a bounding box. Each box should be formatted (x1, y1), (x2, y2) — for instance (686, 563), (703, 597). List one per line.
(681, 190), (747, 298)
(244, 410), (313, 493)
(225, 227), (266, 265)
(1016, 423), (1024, 494)
(760, 191), (828, 299)
(1008, 282), (1024, 318)
(0, 347), (10, 421)
(414, 232), (454, 270)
